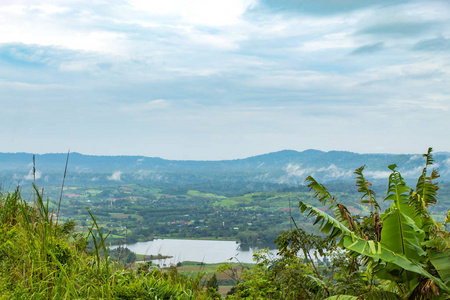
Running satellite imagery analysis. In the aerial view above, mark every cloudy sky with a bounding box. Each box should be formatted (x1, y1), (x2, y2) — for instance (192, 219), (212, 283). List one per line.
(1, 0), (449, 160)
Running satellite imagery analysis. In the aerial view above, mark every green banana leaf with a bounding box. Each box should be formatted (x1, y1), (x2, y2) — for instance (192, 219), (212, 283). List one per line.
(384, 165), (422, 229)
(380, 208), (425, 260)
(299, 201), (352, 238)
(326, 291), (400, 300)
(354, 166), (379, 212)
(358, 291), (400, 299)
(325, 296), (358, 300)
(414, 147), (439, 210)
(299, 201), (450, 294)
(428, 249), (450, 286)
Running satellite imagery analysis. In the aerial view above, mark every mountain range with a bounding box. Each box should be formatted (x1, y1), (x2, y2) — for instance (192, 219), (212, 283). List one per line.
(1, 149), (449, 187)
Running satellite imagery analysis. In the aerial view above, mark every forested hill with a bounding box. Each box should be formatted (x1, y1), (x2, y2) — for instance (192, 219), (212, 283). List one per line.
(1, 149), (450, 186)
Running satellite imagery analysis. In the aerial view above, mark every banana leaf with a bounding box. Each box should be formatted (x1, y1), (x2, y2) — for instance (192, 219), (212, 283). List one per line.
(326, 291), (400, 300)
(299, 201), (450, 294)
(325, 296), (358, 300)
(380, 208), (425, 260)
(428, 249), (450, 286)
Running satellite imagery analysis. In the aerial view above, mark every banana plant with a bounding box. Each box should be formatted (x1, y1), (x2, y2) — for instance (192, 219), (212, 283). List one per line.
(300, 148), (450, 299)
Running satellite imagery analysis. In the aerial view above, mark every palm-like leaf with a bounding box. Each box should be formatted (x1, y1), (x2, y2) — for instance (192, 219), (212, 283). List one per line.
(306, 176), (362, 237)
(426, 227), (450, 255)
(306, 176), (334, 205)
(299, 201), (352, 239)
(424, 226), (450, 288)
(376, 165), (427, 286)
(409, 148), (439, 232)
(428, 249), (450, 287)
(326, 291), (400, 300)
(380, 208), (425, 259)
(299, 201), (450, 294)
(342, 234), (449, 294)
(325, 296), (358, 300)
(359, 291), (400, 299)
(301, 150), (450, 298)
(384, 165), (411, 211)
(355, 166), (379, 212)
(382, 165), (423, 252)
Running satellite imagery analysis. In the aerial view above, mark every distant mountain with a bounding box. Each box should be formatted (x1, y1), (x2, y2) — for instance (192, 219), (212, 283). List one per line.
(0, 150), (449, 187)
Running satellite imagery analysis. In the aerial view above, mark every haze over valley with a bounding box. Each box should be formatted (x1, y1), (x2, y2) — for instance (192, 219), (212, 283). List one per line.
(3, 149), (450, 188)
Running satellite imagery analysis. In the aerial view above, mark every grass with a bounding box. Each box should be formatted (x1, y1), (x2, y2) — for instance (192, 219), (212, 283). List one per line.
(109, 212), (144, 221)
(187, 190), (227, 199)
(0, 186), (217, 299)
(213, 198), (239, 208)
(178, 262), (253, 274)
(86, 189), (103, 195)
(177, 262), (253, 296)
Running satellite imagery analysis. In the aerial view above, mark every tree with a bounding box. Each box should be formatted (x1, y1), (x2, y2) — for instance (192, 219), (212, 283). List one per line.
(226, 148), (450, 299)
(301, 147), (450, 299)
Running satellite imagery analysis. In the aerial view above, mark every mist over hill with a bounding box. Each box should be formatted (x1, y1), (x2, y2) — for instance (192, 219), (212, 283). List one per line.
(1, 150), (449, 188)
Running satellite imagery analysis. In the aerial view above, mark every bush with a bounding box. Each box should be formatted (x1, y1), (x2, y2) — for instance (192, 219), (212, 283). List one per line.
(0, 186), (211, 299)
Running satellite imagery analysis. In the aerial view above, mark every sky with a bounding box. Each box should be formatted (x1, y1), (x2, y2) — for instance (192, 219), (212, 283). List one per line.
(1, 0), (449, 160)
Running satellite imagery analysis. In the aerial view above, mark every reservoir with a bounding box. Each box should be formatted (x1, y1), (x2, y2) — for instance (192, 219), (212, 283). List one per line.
(113, 239), (277, 266)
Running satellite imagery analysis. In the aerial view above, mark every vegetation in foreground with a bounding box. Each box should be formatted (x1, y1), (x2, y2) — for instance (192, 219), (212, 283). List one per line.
(0, 186), (218, 299)
(224, 148), (450, 299)
(2, 147), (450, 299)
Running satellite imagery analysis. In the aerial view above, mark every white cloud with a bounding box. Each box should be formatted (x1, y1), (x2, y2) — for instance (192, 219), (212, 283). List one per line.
(317, 164), (353, 179)
(0, 0), (450, 159)
(402, 166), (424, 178)
(364, 170), (391, 179)
(299, 32), (356, 52)
(284, 163), (311, 178)
(0, 4), (27, 15)
(107, 171), (122, 181)
(133, 170), (164, 181)
(127, 0), (256, 26)
(445, 158), (450, 166)
(278, 163), (314, 184)
(409, 155), (421, 161)
(188, 30), (243, 50)
(283, 163), (352, 181)
(30, 4), (70, 15)
(119, 99), (170, 112)
(24, 168), (42, 180)
(0, 2), (130, 55)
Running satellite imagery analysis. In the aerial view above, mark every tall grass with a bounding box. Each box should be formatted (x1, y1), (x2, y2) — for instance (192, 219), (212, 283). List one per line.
(0, 186), (214, 299)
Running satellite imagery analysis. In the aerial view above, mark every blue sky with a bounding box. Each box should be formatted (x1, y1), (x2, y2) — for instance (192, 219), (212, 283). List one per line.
(1, 0), (449, 160)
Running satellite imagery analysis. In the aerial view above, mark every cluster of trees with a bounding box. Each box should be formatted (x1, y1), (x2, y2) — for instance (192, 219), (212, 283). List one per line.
(109, 246), (136, 265)
(223, 148), (450, 299)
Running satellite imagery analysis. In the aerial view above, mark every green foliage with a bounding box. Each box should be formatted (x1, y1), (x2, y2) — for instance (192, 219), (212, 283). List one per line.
(0, 186), (212, 299)
(301, 147), (450, 299)
(206, 274), (221, 299)
(222, 229), (372, 299)
(227, 148), (450, 299)
(109, 246), (137, 265)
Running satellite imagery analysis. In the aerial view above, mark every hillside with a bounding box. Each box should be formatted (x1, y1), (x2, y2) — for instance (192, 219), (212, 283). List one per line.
(1, 150), (449, 188)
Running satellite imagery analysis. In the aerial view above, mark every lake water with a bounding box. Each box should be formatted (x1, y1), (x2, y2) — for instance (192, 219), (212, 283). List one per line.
(112, 239), (277, 266)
